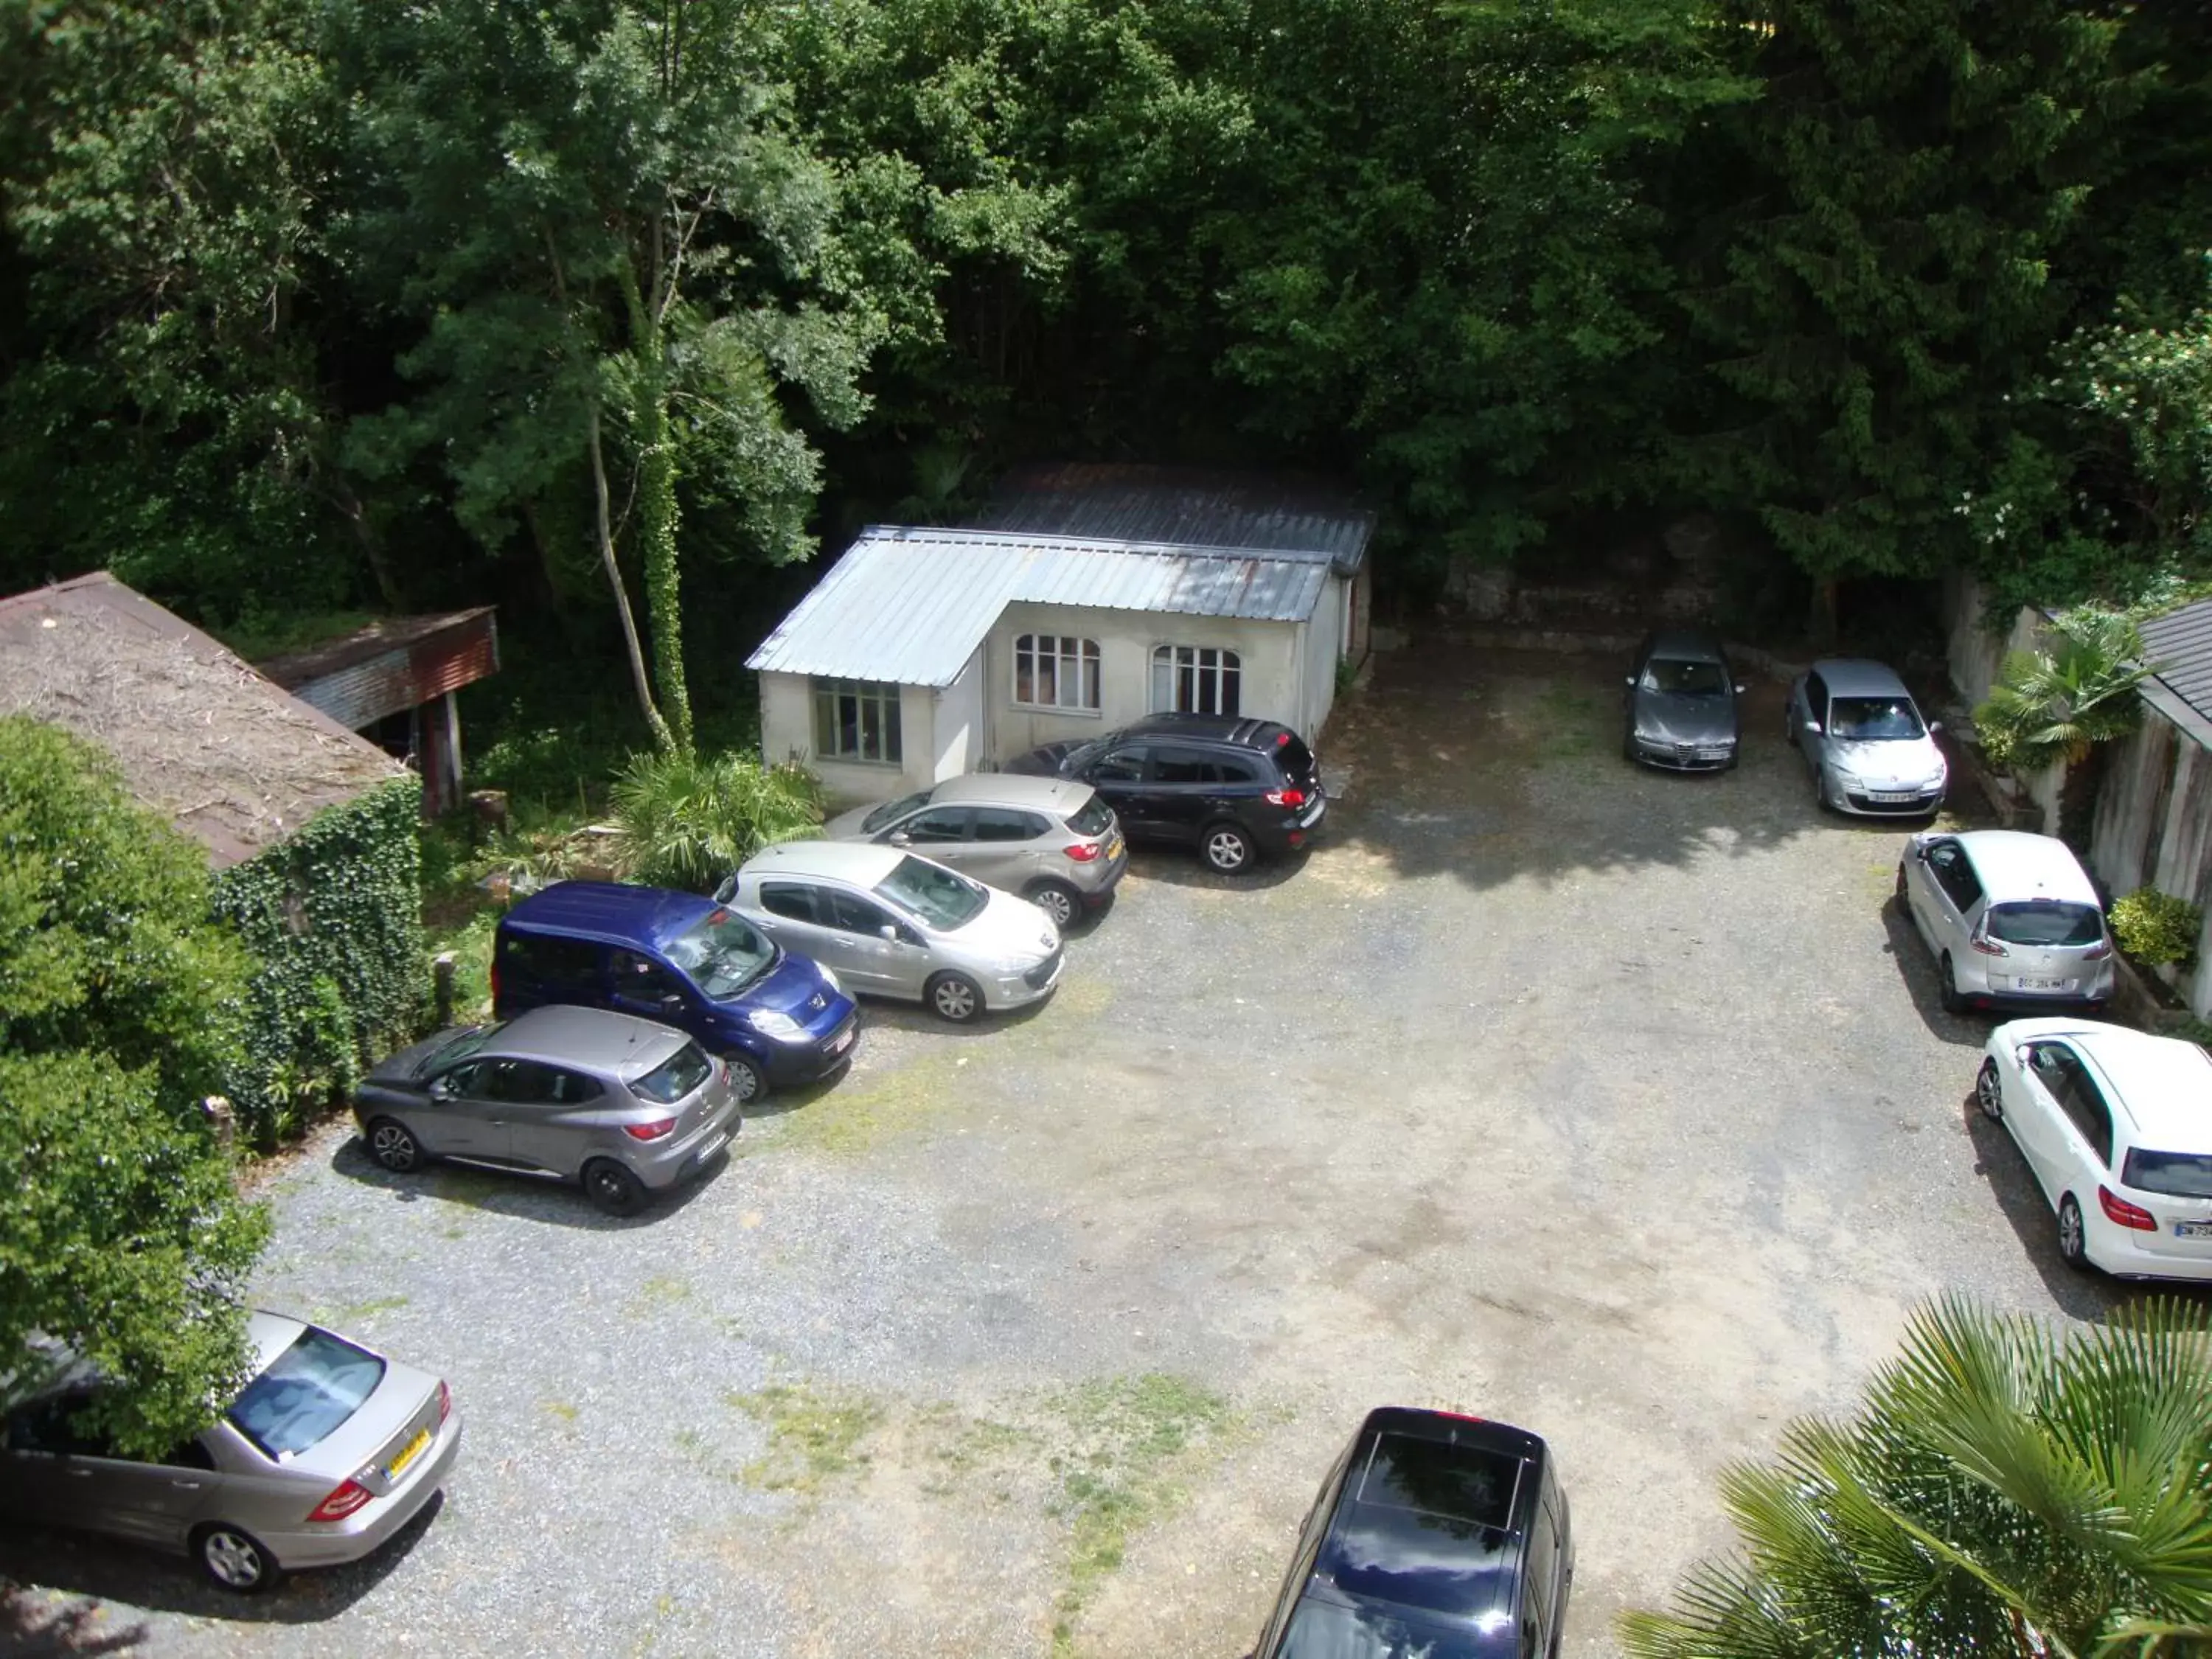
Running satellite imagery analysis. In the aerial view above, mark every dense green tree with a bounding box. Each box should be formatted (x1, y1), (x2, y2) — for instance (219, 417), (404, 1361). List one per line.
(0, 717), (268, 1458)
(1621, 1294), (2212, 1659)
(338, 0), (898, 750)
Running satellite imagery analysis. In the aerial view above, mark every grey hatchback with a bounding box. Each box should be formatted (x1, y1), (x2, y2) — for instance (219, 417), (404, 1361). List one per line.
(355, 1005), (740, 1214)
(0, 1312), (459, 1593)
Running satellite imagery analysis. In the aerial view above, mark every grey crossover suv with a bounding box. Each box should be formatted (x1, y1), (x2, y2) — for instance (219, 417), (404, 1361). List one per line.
(0, 1312), (459, 1593)
(822, 773), (1126, 928)
(355, 1005), (741, 1214)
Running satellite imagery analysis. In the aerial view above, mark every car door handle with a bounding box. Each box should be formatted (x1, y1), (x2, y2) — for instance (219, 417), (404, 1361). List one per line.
(170, 1478), (204, 1490)
(64, 1467), (94, 1478)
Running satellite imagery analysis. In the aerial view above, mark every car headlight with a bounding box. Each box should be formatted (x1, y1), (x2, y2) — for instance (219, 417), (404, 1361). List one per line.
(747, 1009), (807, 1041)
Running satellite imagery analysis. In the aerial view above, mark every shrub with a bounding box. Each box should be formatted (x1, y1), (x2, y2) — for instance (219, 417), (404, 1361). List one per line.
(610, 748), (824, 892)
(0, 716), (270, 1457)
(2110, 886), (2202, 967)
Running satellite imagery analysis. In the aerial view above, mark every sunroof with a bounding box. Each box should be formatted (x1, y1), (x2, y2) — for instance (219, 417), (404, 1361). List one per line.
(1354, 1433), (1523, 1533)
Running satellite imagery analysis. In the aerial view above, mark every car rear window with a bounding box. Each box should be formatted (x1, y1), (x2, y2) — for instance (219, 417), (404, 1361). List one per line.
(1065, 793), (1113, 838)
(1986, 900), (2104, 947)
(2123, 1148), (2212, 1198)
(1269, 730), (1317, 780)
(632, 1042), (714, 1105)
(227, 1326), (385, 1461)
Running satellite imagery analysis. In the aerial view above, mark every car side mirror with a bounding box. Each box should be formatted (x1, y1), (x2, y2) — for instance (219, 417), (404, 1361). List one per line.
(1803, 719), (1823, 736)
(1928, 719), (1944, 734)
(1734, 684), (1747, 695)
(428, 1076), (453, 1099)
(1624, 675), (1635, 687)
(658, 992), (686, 1012)
(886, 830), (911, 847)
(880, 924), (900, 942)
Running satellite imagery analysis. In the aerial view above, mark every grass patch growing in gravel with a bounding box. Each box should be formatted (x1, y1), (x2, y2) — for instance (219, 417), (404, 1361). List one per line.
(1044, 1373), (1233, 1657)
(727, 1382), (884, 1491)
(767, 1053), (976, 1158)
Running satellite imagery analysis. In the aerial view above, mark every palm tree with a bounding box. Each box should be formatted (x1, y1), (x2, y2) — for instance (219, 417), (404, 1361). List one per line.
(1975, 608), (2158, 776)
(1619, 1295), (2212, 1659)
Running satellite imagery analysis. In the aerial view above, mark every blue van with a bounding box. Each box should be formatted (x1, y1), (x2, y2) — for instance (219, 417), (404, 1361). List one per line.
(493, 881), (858, 1104)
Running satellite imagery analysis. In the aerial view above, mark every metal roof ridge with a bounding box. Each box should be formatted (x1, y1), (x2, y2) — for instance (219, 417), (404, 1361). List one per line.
(855, 523), (1332, 563)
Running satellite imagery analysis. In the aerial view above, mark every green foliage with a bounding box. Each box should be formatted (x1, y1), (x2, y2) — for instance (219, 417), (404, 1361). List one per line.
(1973, 608), (2155, 774)
(610, 748), (824, 892)
(2110, 887), (2203, 969)
(0, 717), (268, 1457)
(1620, 1294), (2212, 1659)
(211, 778), (426, 1144)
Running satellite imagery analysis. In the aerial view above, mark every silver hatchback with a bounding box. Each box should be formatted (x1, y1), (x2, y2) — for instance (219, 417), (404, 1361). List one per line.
(1787, 658), (1949, 815)
(1898, 830), (2116, 1013)
(721, 841), (1063, 1023)
(355, 1005), (742, 1214)
(822, 774), (1126, 929)
(0, 1312), (460, 1593)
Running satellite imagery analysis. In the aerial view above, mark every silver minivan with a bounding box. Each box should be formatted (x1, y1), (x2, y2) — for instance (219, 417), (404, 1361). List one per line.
(720, 841), (1062, 1023)
(821, 774), (1126, 928)
(1898, 830), (2115, 1014)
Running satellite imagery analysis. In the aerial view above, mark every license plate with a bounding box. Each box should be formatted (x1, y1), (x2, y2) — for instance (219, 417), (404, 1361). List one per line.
(1867, 790), (1921, 803)
(2015, 977), (2066, 992)
(387, 1426), (432, 1480)
(697, 1130), (729, 1161)
(2177, 1220), (2212, 1239)
(829, 1024), (855, 1055)
(1107, 836), (1124, 860)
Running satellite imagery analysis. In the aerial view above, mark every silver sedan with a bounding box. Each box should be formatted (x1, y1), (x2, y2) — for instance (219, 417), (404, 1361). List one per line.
(720, 840), (1062, 1023)
(0, 1312), (460, 1593)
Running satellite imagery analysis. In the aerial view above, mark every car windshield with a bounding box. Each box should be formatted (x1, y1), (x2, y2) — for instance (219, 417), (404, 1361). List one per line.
(1986, 900), (2104, 947)
(632, 1041), (714, 1105)
(1277, 1600), (1487, 1659)
(414, 1023), (504, 1077)
(1828, 696), (1927, 740)
(861, 791), (933, 834)
(227, 1326), (386, 1461)
(1642, 658), (1728, 696)
(662, 908), (776, 998)
(1059, 737), (1110, 776)
(876, 855), (988, 931)
(1067, 792), (1113, 838)
(2122, 1148), (2212, 1199)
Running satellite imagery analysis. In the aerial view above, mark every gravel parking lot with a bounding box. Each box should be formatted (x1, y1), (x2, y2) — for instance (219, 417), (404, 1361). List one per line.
(3, 644), (2138, 1658)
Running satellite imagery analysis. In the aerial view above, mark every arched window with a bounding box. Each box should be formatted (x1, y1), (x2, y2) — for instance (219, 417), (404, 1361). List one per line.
(1150, 645), (1240, 716)
(1013, 635), (1102, 710)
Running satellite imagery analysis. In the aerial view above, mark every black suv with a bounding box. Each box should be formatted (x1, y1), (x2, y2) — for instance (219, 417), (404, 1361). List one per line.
(1004, 712), (1324, 874)
(1251, 1408), (1574, 1659)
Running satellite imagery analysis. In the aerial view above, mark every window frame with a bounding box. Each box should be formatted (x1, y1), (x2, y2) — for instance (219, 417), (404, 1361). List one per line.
(1012, 634), (1103, 713)
(812, 677), (905, 765)
(1150, 644), (1242, 717)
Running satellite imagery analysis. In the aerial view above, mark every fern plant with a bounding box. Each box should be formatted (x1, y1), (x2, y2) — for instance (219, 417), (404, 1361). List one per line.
(610, 748), (824, 893)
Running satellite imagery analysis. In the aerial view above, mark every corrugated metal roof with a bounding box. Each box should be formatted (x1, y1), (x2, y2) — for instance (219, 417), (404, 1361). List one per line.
(978, 462), (1374, 574)
(2142, 598), (2212, 728)
(745, 526), (1331, 686)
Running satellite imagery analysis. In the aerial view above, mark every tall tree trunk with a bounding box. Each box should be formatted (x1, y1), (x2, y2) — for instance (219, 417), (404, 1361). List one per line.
(630, 369), (693, 755)
(588, 406), (675, 753)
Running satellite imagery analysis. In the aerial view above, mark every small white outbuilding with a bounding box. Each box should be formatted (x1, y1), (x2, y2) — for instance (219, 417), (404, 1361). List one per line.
(745, 465), (1374, 804)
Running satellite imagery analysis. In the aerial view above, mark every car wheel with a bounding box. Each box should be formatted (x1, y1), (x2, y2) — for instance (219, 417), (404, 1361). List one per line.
(2057, 1194), (2090, 1270)
(1975, 1057), (2004, 1122)
(926, 971), (984, 1024)
(1621, 731), (1638, 764)
(193, 1523), (277, 1594)
(1201, 823), (1254, 874)
(1938, 953), (1967, 1015)
(582, 1158), (649, 1217)
(366, 1118), (423, 1174)
(720, 1053), (765, 1106)
(1814, 767), (1836, 812)
(1026, 880), (1081, 930)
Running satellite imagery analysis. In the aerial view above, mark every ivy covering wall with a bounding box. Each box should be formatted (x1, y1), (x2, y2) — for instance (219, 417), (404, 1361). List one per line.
(210, 776), (425, 1142)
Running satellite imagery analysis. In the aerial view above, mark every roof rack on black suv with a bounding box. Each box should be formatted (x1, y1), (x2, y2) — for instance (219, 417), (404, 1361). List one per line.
(1004, 710), (1325, 874)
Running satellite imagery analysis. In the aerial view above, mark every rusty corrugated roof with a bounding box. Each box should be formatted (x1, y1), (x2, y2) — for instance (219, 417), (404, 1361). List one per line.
(0, 573), (406, 867)
(977, 462), (1374, 574)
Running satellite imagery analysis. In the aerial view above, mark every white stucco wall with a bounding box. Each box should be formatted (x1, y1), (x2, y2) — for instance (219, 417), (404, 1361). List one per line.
(983, 602), (1310, 757)
(1301, 577), (1344, 739)
(933, 648), (984, 782)
(757, 669), (940, 806)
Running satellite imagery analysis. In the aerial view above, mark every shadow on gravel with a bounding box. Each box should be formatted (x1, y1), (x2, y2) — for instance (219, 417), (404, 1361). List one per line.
(0, 1493), (442, 1634)
(327, 1138), (727, 1228)
(1957, 1093), (2212, 1321)
(1112, 846), (1312, 894)
(1879, 900), (2000, 1051)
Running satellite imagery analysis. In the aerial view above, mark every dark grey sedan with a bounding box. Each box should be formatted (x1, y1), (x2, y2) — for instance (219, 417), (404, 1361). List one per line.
(1623, 629), (1743, 771)
(354, 1006), (740, 1215)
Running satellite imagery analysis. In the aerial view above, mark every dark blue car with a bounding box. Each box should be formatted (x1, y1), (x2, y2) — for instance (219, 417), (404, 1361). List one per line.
(1252, 1408), (1574, 1659)
(493, 880), (858, 1104)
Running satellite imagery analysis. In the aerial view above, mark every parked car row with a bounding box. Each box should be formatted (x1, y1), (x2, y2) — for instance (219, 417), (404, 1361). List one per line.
(1622, 630), (1951, 819)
